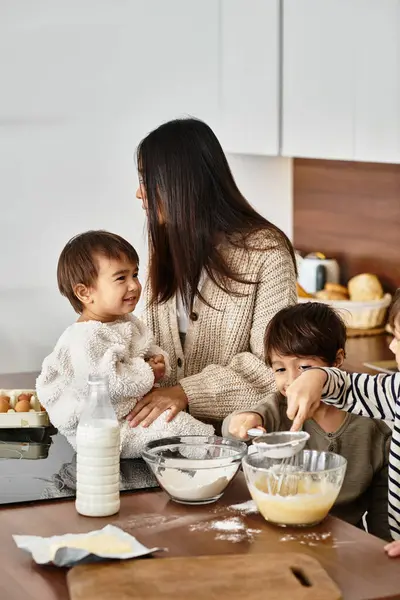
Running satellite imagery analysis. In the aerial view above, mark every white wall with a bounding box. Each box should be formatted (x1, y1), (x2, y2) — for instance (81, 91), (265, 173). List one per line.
(227, 155), (293, 239)
(0, 120), (147, 374)
(0, 146), (292, 374)
(0, 3), (293, 374)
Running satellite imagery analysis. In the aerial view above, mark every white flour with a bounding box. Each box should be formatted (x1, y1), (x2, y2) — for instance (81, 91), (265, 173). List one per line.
(229, 500), (258, 515)
(280, 532), (333, 547)
(157, 467), (236, 501)
(113, 514), (175, 530)
(210, 517), (246, 532)
(189, 516), (261, 543)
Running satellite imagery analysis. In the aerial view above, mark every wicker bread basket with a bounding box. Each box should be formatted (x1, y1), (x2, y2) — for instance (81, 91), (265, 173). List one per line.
(298, 294), (392, 330)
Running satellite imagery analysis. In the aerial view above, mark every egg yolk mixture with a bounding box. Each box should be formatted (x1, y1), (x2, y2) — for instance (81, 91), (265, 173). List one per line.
(250, 476), (339, 525)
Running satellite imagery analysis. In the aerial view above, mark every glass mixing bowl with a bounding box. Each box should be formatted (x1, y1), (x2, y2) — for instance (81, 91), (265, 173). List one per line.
(142, 436), (247, 505)
(242, 450), (347, 527)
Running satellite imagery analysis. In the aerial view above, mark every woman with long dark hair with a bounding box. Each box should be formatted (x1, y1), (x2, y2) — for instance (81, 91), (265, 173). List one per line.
(127, 118), (297, 431)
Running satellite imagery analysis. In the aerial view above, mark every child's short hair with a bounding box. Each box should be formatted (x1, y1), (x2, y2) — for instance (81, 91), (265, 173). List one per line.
(389, 288), (400, 330)
(57, 230), (139, 313)
(264, 302), (347, 367)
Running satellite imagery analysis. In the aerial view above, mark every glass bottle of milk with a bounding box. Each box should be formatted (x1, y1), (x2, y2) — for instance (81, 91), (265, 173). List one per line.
(75, 375), (120, 517)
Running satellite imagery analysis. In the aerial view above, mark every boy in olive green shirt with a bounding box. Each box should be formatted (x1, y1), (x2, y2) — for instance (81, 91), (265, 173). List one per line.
(223, 303), (391, 540)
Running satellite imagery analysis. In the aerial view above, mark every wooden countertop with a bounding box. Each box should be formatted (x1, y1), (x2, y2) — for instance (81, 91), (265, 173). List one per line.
(344, 333), (394, 374)
(1, 475), (400, 600)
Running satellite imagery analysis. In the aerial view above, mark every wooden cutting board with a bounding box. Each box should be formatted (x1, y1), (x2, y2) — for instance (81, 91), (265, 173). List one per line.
(67, 552), (342, 600)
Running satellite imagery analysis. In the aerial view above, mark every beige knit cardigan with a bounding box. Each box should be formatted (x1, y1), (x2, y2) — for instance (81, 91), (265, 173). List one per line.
(144, 230), (296, 421)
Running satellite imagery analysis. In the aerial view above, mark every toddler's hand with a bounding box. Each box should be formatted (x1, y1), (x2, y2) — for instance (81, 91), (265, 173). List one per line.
(148, 354), (166, 382)
(384, 540), (400, 558)
(228, 412), (265, 440)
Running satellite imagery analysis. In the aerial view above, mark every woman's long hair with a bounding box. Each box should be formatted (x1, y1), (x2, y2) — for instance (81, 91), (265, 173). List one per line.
(137, 118), (296, 310)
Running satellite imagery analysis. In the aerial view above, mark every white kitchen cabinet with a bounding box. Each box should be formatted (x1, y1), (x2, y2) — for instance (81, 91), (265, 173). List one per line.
(281, 0), (400, 163)
(354, 0), (400, 163)
(0, 1), (220, 139)
(220, 0), (280, 155)
(281, 0), (355, 160)
(134, 0), (220, 137)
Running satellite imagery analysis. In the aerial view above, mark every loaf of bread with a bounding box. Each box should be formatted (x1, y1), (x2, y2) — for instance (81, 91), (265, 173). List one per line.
(325, 283), (349, 297)
(315, 289), (348, 301)
(348, 274), (383, 302)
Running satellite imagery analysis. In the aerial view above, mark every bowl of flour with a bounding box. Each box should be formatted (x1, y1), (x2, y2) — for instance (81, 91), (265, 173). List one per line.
(142, 436), (247, 505)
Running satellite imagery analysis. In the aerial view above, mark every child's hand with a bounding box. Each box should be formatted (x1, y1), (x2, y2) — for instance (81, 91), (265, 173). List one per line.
(148, 354), (166, 382)
(286, 368), (328, 431)
(384, 540), (400, 558)
(228, 413), (265, 440)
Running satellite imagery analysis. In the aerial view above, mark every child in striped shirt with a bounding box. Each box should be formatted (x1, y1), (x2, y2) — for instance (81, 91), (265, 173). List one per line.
(286, 289), (400, 556)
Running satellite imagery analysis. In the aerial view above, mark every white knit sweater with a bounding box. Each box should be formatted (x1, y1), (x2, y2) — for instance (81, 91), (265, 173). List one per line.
(36, 315), (213, 458)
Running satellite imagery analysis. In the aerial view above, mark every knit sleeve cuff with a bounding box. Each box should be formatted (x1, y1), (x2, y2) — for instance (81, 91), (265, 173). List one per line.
(180, 373), (215, 419)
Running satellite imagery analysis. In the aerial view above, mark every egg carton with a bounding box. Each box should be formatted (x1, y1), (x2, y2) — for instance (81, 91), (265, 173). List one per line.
(0, 389), (50, 428)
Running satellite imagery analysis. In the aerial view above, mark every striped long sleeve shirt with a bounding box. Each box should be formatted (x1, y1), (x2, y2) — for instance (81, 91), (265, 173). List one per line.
(320, 367), (400, 540)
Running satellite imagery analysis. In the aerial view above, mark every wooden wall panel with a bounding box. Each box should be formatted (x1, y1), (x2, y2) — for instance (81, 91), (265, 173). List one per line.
(293, 159), (400, 292)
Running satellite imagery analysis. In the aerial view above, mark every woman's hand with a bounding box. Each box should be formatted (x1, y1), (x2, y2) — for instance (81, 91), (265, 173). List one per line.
(384, 540), (400, 558)
(126, 385), (188, 428)
(228, 413), (265, 440)
(286, 368), (328, 431)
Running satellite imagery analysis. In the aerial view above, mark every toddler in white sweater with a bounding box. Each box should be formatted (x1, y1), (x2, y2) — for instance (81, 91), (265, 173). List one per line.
(36, 230), (213, 458)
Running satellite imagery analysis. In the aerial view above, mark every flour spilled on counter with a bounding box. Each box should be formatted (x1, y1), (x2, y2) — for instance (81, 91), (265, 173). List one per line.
(280, 531), (333, 547)
(112, 514), (178, 530)
(210, 517), (246, 532)
(189, 516), (262, 543)
(228, 500), (258, 515)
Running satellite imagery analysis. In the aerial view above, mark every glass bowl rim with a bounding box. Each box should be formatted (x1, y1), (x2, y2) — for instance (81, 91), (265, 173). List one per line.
(242, 449), (347, 476)
(142, 435), (247, 466)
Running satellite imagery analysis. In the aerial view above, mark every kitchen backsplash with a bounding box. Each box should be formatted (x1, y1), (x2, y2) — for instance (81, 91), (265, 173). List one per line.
(293, 158), (400, 292)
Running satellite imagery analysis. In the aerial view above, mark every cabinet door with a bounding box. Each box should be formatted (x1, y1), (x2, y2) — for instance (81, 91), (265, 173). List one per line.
(0, 1), (220, 140)
(281, 0), (355, 160)
(134, 0), (220, 138)
(220, 0), (280, 155)
(354, 0), (400, 163)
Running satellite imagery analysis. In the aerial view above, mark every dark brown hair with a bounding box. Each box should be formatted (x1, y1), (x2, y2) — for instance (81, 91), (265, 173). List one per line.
(389, 288), (400, 329)
(264, 302), (347, 366)
(57, 230), (139, 313)
(137, 118), (297, 310)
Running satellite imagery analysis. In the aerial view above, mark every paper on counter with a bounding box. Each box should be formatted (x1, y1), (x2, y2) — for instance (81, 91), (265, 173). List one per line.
(13, 524), (162, 567)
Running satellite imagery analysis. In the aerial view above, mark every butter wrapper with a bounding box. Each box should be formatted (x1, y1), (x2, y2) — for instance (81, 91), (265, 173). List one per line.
(13, 524), (162, 567)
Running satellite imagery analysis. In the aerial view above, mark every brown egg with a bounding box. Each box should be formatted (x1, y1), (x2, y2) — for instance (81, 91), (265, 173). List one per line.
(39, 404), (46, 412)
(0, 397), (10, 413)
(15, 399), (31, 413)
(18, 393), (32, 403)
(0, 394), (10, 403)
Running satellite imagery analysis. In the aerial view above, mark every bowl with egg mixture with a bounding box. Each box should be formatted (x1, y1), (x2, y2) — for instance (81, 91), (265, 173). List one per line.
(242, 450), (347, 527)
(142, 436), (247, 505)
